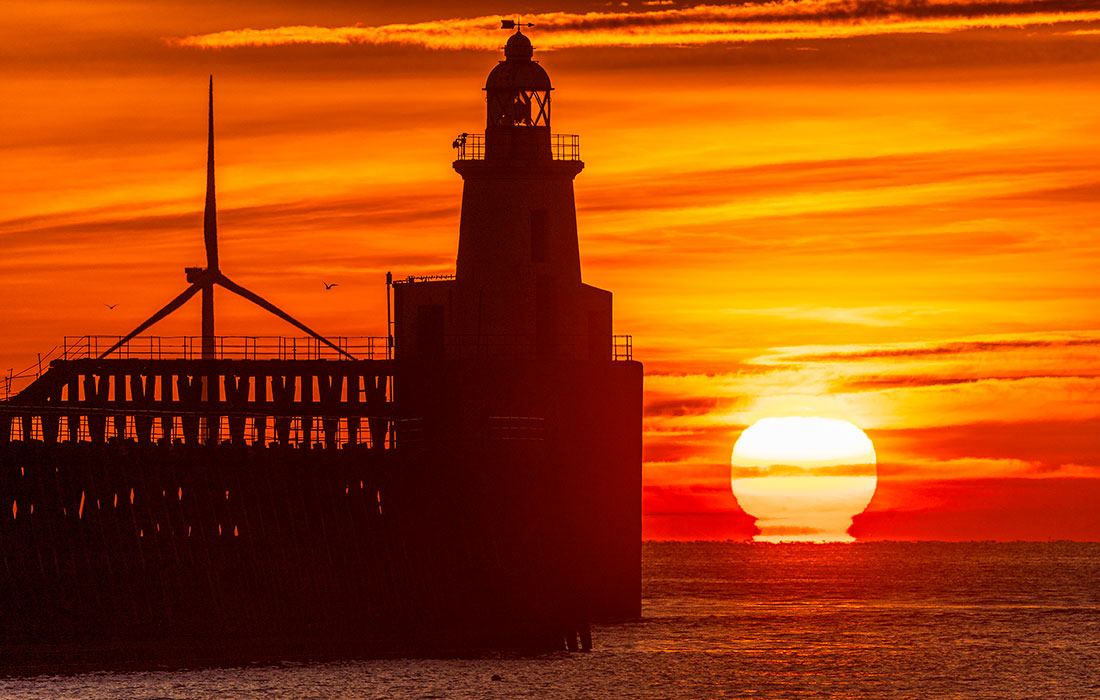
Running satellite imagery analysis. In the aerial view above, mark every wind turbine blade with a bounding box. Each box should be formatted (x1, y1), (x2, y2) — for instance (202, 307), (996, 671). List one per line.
(204, 75), (219, 272)
(215, 273), (357, 360)
(97, 281), (204, 359)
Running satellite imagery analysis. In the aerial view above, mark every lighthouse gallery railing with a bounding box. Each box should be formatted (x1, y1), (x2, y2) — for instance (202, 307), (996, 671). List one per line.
(453, 133), (580, 161)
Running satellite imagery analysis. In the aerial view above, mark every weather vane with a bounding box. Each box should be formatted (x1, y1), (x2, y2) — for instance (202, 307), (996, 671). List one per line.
(501, 19), (534, 31)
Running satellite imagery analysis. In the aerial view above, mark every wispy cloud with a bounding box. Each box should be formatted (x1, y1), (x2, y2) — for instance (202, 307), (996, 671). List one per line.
(763, 334), (1100, 363)
(644, 396), (723, 417)
(851, 475), (1100, 540)
(723, 305), (949, 327)
(872, 417), (1100, 466)
(838, 373), (1100, 391)
(169, 1), (1100, 51)
(877, 456), (1096, 479)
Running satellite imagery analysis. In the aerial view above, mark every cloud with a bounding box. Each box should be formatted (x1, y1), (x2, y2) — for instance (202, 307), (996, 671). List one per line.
(731, 462), (877, 477)
(643, 423), (740, 463)
(872, 418), (1100, 470)
(643, 396), (722, 417)
(875, 456), (1052, 479)
(0, 190), (458, 258)
(575, 147), (1100, 279)
(766, 335), (1100, 363)
(643, 482), (747, 516)
(838, 373), (1100, 391)
(850, 476), (1100, 540)
(723, 304), (949, 327)
(634, 331), (1100, 438)
(169, 1), (1100, 51)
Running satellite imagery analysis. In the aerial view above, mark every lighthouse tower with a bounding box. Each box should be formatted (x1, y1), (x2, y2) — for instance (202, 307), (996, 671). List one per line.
(390, 30), (641, 628)
(395, 30), (611, 361)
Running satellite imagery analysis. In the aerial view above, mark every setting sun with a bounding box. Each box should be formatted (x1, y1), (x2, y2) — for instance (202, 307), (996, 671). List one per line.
(731, 417), (877, 542)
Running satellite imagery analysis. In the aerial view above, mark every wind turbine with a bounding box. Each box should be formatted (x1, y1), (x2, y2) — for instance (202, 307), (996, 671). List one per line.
(99, 77), (354, 361)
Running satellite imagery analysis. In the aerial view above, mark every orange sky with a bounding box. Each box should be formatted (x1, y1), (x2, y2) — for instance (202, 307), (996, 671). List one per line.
(3, 0), (1099, 540)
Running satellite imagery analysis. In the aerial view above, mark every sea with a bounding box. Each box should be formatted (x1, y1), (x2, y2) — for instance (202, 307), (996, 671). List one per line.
(3, 541), (1098, 699)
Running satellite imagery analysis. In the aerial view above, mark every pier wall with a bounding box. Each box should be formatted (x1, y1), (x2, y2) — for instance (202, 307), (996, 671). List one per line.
(0, 358), (642, 666)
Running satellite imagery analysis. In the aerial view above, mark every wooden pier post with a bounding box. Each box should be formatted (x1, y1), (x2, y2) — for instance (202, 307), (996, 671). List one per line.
(254, 373), (268, 445)
(178, 374), (203, 444)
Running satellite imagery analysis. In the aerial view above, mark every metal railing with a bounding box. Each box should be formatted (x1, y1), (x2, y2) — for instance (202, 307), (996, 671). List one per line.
(612, 335), (632, 361)
(453, 133), (581, 161)
(3, 345), (63, 401)
(60, 336), (389, 362)
(551, 134), (581, 161)
(3, 332), (633, 402)
(453, 133), (484, 160)
(392, 274), (457, 285)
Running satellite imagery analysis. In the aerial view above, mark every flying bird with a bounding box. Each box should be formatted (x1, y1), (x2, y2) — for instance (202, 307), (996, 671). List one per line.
(104, 304), (118, 310)
(323, 282), (339, 290)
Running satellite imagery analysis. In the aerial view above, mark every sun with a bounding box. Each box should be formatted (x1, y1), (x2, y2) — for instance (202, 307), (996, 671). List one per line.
(731, 416), (877, 542)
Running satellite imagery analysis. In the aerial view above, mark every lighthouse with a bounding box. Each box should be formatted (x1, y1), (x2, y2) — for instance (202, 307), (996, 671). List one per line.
(394, 30), (611, 362)
(390, 29), (642, 625)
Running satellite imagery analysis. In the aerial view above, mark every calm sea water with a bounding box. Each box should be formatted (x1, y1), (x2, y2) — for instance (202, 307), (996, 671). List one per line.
(3, 542), (1099, 699)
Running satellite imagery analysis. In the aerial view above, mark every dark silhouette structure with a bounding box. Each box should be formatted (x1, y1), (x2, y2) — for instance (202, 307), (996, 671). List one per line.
(0, 31), (641, 670)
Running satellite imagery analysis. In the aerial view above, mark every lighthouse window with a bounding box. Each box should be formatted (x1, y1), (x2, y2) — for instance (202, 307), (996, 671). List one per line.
(513, 94), (533, 126)
(531, 210), (548, 263)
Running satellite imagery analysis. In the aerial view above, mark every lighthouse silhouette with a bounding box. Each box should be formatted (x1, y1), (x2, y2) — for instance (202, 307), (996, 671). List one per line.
(395, 29), (610, 361)
(391, 28), (642, 628)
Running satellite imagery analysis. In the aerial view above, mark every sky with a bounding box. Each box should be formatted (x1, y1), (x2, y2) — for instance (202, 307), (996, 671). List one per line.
(2, 0), (1099, 541)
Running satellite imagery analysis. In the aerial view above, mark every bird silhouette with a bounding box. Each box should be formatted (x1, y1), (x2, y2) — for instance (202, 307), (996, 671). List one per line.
(323, 282), (339, 290)
(104, 304), (118, 310)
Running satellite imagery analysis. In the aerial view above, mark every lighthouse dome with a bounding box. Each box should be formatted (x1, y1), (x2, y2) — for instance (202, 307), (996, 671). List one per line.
(504, 31), (534, 59)
(485, 33), (552, 92)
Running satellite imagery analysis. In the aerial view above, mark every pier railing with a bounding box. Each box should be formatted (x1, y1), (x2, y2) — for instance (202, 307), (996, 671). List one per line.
(1, 337), (389, 401)
(3, 344), (64, 401)
(613, 335), (632, 361)
(61, 336), (389, 362)
(3, 333), (633, 402)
